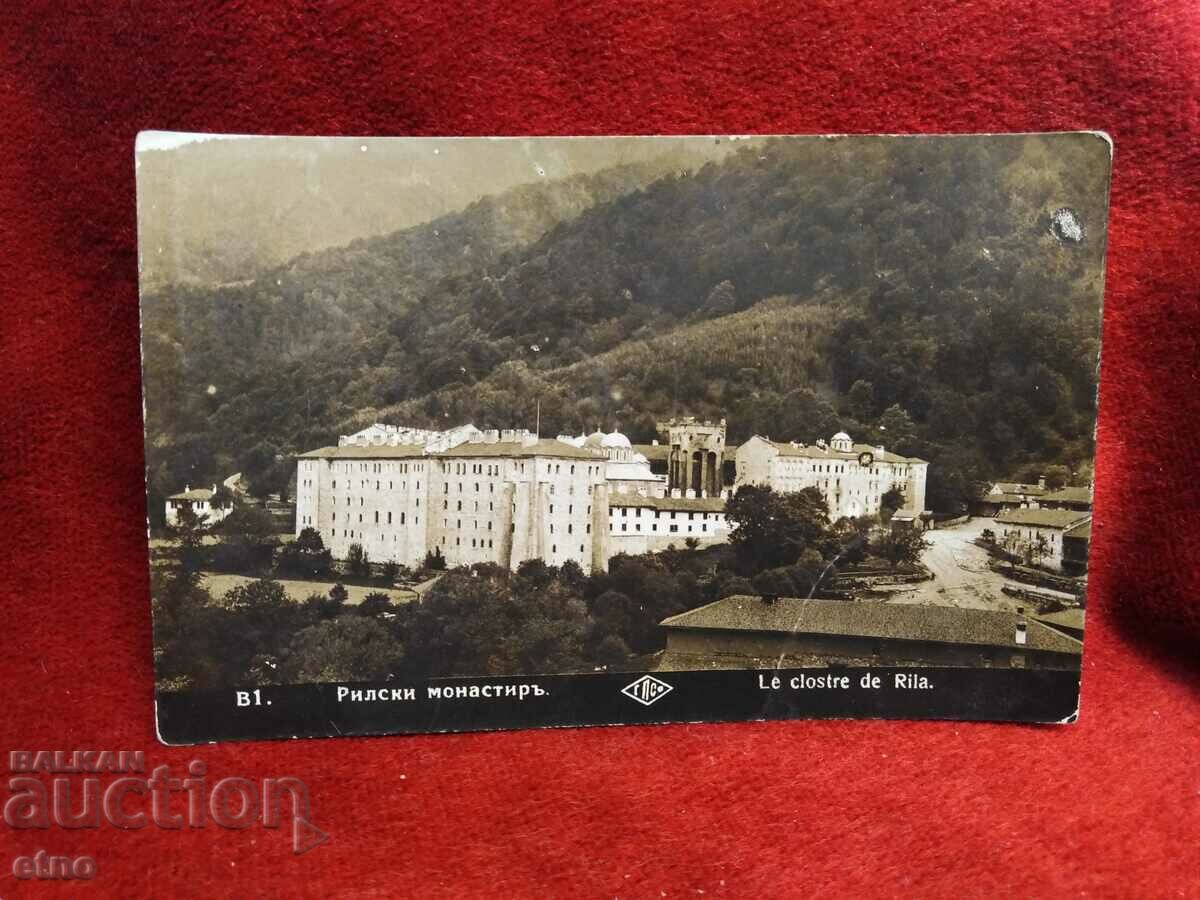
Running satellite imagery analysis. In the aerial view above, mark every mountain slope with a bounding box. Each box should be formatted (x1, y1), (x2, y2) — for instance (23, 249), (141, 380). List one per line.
(141, 133), (1109, 517)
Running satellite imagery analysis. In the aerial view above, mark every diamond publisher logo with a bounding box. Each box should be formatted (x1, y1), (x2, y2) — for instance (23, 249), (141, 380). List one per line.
(621, 675), (673, 707)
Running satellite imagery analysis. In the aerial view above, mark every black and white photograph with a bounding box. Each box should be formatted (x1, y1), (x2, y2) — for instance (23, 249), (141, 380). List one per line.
(137, 132), (1110, 741)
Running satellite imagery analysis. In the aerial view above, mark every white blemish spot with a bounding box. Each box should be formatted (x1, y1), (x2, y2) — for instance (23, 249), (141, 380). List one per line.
(1050, 207), (1084, 243)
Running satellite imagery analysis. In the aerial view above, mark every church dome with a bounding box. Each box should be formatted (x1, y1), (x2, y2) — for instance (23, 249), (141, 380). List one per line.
(832, 431), (851, 442)
(601, 430), (632, 449)
(583, 430), (606, 449)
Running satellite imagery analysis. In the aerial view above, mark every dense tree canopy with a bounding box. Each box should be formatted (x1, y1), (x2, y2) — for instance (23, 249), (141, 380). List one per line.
(142, 135), (1106, 519)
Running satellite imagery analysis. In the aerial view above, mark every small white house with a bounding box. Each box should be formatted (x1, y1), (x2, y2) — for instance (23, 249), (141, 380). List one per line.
(995, 507), (1091, 572)
(165, 484), (232, 527)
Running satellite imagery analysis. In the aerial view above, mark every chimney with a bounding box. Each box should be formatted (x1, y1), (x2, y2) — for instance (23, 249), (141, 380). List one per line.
(1015, 607), (1027, 645)
(1038, 475), (1046, 490)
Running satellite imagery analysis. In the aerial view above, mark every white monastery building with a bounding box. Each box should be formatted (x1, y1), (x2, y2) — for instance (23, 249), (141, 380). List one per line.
(734, 431), (928, 519)
(296, 421), (734, 573)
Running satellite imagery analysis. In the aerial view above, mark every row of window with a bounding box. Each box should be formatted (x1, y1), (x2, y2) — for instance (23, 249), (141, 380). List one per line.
(334, 461), (425, 474)
(332, 512), (416, 526)
(612, 508), (722, 521)
(616, 522), (711, 534)
(332, 480), (422, 493)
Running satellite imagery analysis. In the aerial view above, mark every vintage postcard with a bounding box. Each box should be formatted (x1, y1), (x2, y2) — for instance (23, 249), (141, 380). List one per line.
(136, 132), (1110, 743)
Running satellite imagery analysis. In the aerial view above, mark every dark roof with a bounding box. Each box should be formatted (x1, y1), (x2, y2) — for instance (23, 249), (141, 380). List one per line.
(989, 482), (1046, 496)
(661, 596), (1082, 655)
(1034, 609), (1086, 631)
(609, 495), (726, 513)
(631, 443), (671, 462)
(439, 439), (604, 460)
(298, 444), (427, 460)
(1041, 487), (1093, 505)
(1064, 520), (1092, 540)
(299, 438), (604, 462)
(981, 493), (1040, 507)
(167, 488), (217, 501)
(748, 436), (926, 465)
(995, 508), (1091, 530)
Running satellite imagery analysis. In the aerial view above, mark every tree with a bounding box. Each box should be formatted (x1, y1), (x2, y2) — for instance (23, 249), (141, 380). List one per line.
(380, 560), (400, 584)
(214, 578), (303, 680)
(345, 542), (371, 579)
(219, 502), (277, 541)
(752, 567), (796, 599)
(847, 379), (875, 421)
(399, 570), (591, 677)
(150, 569), (225, 691)
(593, 634), (632, 667)
(357, 592), (395, 617)
(725, 485), (832, 572)
(716, 574), (756, 598)
(424, 547), (447, 571)
(213, 502), (279, 573)
(879, 487), (906, 523)
(276, 527), (332, 577)
(871, 527), (931, 570)
(1042, 465), (1071, 491)
(283, 616), (400, 683)
(166, 504), (210, 579)
(559, 559), (587, 591)
(789, 547), (830, 596)
(877, 405), (918, 456)
(302, 590), (343, 621)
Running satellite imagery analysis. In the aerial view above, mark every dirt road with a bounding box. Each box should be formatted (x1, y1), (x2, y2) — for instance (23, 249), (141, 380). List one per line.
(882, 518), (1016, 611)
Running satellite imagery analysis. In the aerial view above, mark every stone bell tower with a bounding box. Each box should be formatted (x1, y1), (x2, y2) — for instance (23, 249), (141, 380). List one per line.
(659, 416), (726, 497)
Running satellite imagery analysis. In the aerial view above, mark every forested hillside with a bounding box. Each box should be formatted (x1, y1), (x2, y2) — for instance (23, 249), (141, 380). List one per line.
(141, 134), (1109, 518)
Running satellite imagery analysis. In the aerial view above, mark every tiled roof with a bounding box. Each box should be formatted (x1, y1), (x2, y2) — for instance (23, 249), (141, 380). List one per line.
(299, 439), (604, 461)
(755, 436), (926, 465)
(1064, 520), (1092, 540)
(631, 443), (670, 462)
(298, 444), (428, 460)
(995, 508), (1091, 530)
(661, 596), (1082, 655)
(168, 488), (216, 501)
(439, 439), (604, 460)
(990, 482), (1046, 496)
(1033, 609), (1086, 631)
(1041, 487), (1093, 505)
(983, 493), (1041, 506)
(609, 495), (726, 513)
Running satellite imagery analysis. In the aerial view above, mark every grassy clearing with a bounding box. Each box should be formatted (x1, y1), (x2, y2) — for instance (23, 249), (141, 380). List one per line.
(200, 573), (419, 606)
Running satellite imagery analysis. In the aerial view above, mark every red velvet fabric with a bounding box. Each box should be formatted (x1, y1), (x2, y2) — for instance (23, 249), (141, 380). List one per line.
(2, 2), (1199, 895)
